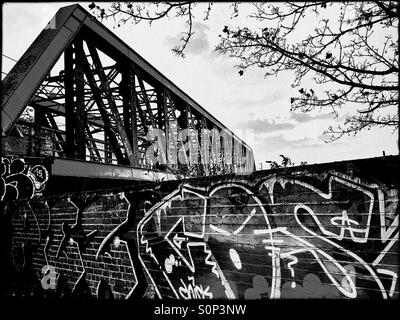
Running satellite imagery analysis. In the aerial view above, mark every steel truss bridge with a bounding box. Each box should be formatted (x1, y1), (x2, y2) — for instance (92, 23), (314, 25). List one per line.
(1, 4), (254, 183)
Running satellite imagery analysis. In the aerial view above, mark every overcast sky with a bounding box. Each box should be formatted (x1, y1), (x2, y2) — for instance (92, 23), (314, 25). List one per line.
(2, 2), (398, 168)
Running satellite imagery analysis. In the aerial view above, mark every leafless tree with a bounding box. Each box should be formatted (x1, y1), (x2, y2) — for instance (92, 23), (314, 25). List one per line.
(89, 2), (399, 141)
(88, 1), (209, 57)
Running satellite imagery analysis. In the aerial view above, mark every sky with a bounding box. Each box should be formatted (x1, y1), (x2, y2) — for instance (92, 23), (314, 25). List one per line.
(2, 2), (398, 169)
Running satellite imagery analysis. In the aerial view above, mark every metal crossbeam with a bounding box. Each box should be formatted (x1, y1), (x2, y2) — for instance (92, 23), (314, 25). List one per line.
(77, 41), (127, 164)
(86, 41), (136, 166)
(1, 4), (255, 180)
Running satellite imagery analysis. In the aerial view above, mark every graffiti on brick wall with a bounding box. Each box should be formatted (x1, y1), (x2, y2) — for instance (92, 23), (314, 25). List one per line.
(9, 171), (398, 299)
(95, 191), (160, 299)
(10, 191), (157, 299)
(1, 157), (48, 201)
(137, 173), (398, 299)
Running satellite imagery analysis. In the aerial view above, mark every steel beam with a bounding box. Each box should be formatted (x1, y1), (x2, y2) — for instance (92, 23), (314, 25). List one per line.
(77, 42), (126, 164)
(1, 4), (84, 134)
(86, 41), (136, 167)
(120, 64), (139, 166)
(134, 68), (157, 128)
(44, 110), (66, 157)
(129, 67), (140, 166)
(64, 43), (76, 158)
(52, 158), (176, 181)
(1, 4), (255, 173)
(75, 39), (86, 159)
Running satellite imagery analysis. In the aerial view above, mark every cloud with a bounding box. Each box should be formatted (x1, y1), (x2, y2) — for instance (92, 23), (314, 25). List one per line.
(186, 22), (210, 55)
(289, 111), (333, 123)
(235, 111), (334, 135)
(192, 21), (210, 33)
(255, 134), (323, 152)
(165, 22), (210, 55)
(235, 119), (295, 133)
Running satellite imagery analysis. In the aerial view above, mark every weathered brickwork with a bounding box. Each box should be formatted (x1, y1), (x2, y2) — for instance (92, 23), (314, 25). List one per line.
(4, 156), (399, 299)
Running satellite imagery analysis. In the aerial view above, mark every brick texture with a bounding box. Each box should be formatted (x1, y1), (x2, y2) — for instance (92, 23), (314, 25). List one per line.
(4, 156), (399, 299)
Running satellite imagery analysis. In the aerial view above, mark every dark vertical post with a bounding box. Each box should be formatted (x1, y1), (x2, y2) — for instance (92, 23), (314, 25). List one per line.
(105, 133), (112, 164)
(64, 43), (75, 158)
(121, 65), (132, 145)
(163, 89), (169, 167)
(130, 67), (139, 166)
(74, 39), (86, 160)
(157, 90), (164, 129)
(121, 64), (139, 166)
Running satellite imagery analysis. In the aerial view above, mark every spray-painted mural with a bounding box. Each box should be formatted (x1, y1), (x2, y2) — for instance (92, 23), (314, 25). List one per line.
(10, 193), (152, 299)
(6, 161), (399, 300)
(138, 175), (398, 299)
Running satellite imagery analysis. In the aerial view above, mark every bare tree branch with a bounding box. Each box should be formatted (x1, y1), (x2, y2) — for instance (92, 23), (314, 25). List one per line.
(89, 1), (399, 141)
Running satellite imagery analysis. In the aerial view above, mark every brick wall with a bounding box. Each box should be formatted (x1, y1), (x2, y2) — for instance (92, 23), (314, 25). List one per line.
(3, 156), (399, 299)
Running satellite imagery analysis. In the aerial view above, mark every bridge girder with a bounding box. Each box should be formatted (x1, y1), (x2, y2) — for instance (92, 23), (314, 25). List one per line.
(1, 4), (255, 180)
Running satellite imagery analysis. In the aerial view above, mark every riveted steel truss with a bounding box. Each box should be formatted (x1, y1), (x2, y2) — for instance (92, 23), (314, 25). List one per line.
(1, 4), (255, 178)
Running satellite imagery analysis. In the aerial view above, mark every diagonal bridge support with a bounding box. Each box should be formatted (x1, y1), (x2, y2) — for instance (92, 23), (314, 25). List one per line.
(1, 4), (255, 183)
